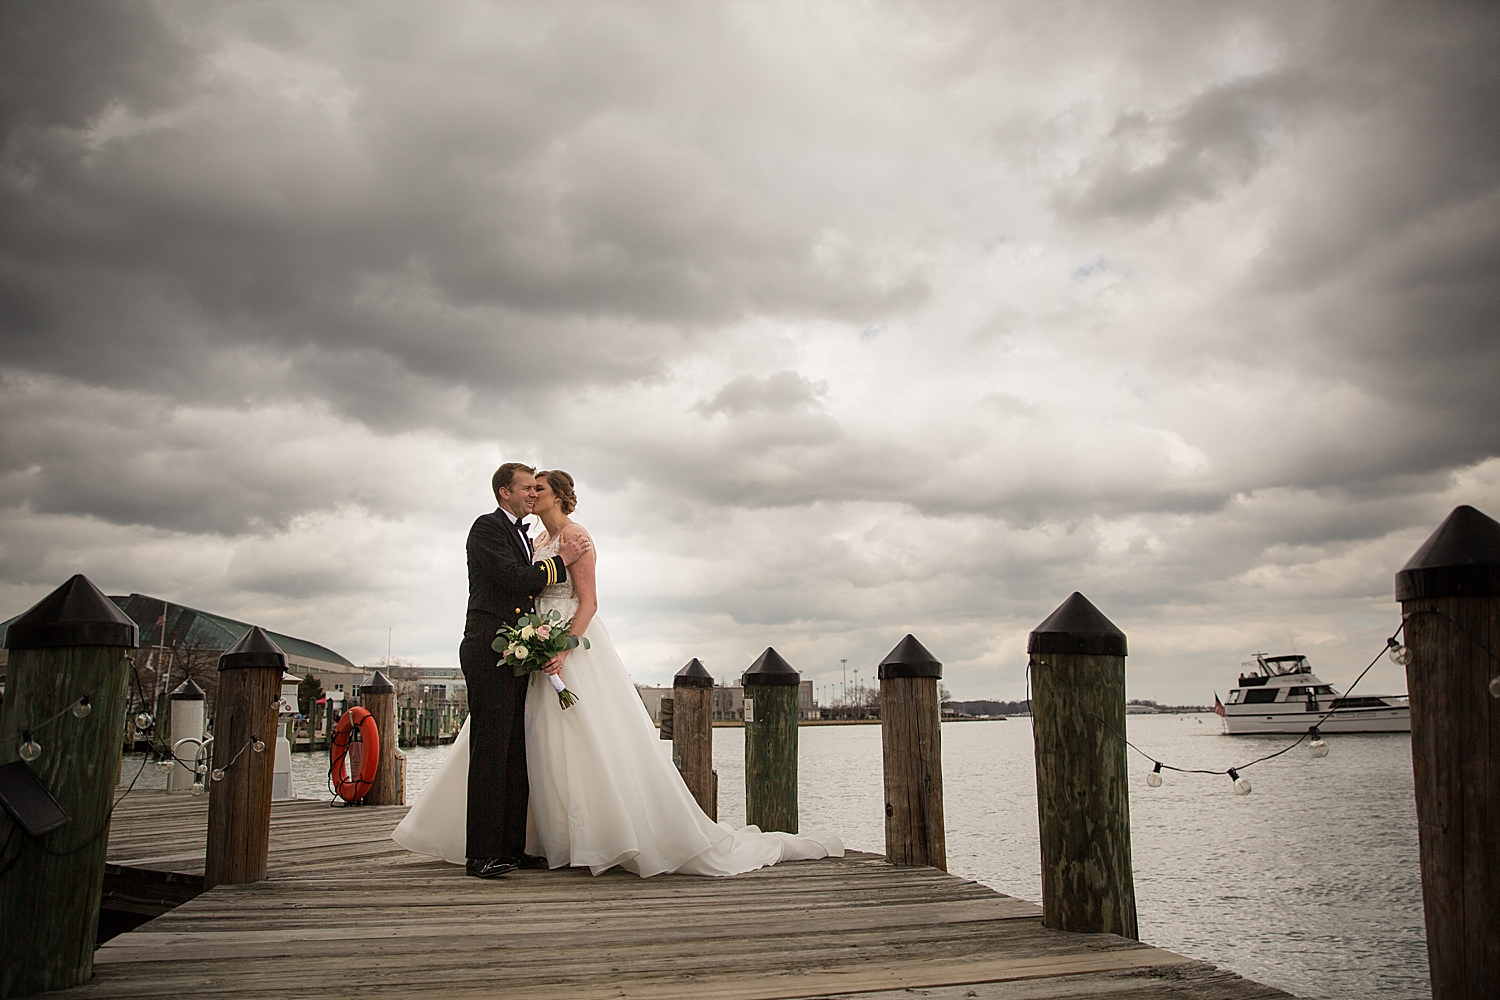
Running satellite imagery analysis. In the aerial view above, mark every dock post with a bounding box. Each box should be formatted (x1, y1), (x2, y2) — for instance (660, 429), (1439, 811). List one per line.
(205, 627), (284, 889)
(673, 658), (716, 821)
(1396, 504), (1500, 1000)
(0, 574), (137, 999)
(361, 670), (401, 805)
(166, 678), (207, 792)
(744, 647), (799, 833)
(1027, 592), (1138, 939)
(879, 635), (946, 870)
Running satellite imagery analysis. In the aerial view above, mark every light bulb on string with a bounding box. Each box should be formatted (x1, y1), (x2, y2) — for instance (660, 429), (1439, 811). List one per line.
(134, 712), (153, 732)
(155, 759), (173, 773)
(191, 781), (204, 796)
(211, 768), (226, 782)
(1489, 674), (1500, 698)
(1146, 762), (1163, 787)
(1387, 637), (1412, 666)
(71, 696), (92, 719)
(1228, 767), (1252, 795)
(252, 739), (266, 753)
(197, 763), (208, 775)
(18, 732), (41, 762)
(1309, 726), (1329, 759)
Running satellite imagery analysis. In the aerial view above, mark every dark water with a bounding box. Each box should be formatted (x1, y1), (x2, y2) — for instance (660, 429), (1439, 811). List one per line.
(124, 713), (1427, 999)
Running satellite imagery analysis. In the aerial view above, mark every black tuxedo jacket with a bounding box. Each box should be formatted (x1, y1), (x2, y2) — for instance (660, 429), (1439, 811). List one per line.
(465, 509), (567, 632)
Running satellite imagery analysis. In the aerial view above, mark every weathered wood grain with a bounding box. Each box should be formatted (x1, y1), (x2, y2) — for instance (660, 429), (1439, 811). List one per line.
(880, 674), (946, 870)
(203, 666), (281, 888)
(745, 683), (798, 833)
(360, 689), (401, 806)
(672, 685), (715, 820)
(0, 645), (132, 998)
(73, 791), (1293, 1000)
(1402, 593), (1500, 999)
(1029, 651), (1138, 940)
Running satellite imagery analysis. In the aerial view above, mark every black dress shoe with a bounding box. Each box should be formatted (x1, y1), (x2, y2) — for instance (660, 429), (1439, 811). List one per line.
(466, 857), (517, 879)
(505, 853), (549, 870)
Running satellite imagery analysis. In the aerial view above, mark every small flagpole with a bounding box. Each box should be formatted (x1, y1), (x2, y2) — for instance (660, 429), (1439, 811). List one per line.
(158, 600), (172, 707)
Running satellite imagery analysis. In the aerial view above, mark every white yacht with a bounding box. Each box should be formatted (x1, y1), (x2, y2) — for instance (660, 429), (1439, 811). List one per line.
(1215, 653), (1410, 734)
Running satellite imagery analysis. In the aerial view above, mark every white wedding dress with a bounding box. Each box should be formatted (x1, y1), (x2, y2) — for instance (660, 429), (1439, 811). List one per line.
(392, 529), (842, 877)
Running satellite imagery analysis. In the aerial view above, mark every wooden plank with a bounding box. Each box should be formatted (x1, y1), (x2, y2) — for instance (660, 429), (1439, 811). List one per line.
(72, 790), (1288, 1000)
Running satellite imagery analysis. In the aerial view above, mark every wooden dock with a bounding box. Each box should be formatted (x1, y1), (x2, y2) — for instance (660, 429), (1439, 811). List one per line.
(68, 790), (1294, 1000)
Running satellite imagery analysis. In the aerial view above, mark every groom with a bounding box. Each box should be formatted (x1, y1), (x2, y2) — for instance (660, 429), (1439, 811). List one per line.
(462, 462), (590, 878)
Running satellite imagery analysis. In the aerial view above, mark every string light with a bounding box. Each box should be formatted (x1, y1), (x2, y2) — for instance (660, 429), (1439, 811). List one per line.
(1309, 727), (1329, 758)
(1386, 636), (1412, 666)
(191, 781), (204, 796)
(1490, 675), (1500, 699)
(211, 768), (226, 782)
(155, 760), (174, 773)
(1146, 762), (1163, 787)
(1228, 767), (1252, 795)
(134, 712), (154, 732)
(70, 696), (91, 719)
(18, 732), (41, 762)
(252, 739), (266, 753)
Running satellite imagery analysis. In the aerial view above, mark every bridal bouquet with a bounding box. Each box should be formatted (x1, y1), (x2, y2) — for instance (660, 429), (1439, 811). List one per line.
(492, 610), (589, 709)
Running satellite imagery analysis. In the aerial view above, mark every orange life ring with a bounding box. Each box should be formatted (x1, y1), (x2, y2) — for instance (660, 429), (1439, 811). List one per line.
(330, 705), (380, 802)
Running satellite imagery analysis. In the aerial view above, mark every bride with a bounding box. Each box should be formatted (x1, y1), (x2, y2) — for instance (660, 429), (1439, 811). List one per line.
(393, 470), (842, 877)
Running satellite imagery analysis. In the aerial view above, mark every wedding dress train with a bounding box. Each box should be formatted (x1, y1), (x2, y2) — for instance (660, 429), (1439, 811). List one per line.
(392, 533), (842, 877)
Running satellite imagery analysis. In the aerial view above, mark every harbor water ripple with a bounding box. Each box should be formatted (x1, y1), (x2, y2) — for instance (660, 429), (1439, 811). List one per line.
(124, 713), (1427, 999)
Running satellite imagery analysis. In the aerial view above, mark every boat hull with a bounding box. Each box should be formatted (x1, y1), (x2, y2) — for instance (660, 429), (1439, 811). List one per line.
(1220, 707), (1409, 734)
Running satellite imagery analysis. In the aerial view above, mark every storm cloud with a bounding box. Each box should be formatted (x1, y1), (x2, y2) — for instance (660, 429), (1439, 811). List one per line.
(2, 1), (1497, 703)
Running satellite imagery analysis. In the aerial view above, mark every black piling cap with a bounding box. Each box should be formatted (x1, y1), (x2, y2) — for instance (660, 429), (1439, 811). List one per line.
(218, 626), (287, 672)
(169, 678), (206, 701)
(1395, 505), (1500, 600)
(362, 669), (396, 695)
(1028, 592), (1127, 657)
(674, 658), (714, 689)
(878, 634), (942, 680)
(744, 647), (800, 686)
(3, 574), (139, 650)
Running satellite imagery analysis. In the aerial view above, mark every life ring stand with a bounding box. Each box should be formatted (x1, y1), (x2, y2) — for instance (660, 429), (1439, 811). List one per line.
(330, 705), (380, 802)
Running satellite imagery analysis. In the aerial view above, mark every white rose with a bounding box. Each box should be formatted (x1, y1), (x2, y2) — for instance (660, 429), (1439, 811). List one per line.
(521, 625), (535, 640)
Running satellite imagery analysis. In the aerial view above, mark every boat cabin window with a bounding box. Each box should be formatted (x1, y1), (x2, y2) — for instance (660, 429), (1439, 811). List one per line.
(1228, 690), (1243, 704)
(1242, 689), (1280, 704)
(1315, 685), (1334, 695)
(1331, 696), (1390, 709)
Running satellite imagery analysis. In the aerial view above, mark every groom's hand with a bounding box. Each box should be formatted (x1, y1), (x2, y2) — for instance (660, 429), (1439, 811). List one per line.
(560, 533), (591, 565)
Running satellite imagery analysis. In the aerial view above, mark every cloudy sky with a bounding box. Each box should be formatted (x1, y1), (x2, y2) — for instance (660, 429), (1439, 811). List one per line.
(2, 1), (1496, 703)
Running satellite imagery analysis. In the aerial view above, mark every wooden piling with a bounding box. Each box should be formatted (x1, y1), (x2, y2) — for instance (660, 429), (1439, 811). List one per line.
(360, 670), (401, 806)
(1027, 592), (1138, 940)
(204, 627), (284, 890)
(1396, 504), (1500, 1000)
(658, 696), (674, 741)
(0, 574), (138, 999)
(879, 634), (946, 870)
(744, 647), (799, 834)
(673, 658), (716, 821)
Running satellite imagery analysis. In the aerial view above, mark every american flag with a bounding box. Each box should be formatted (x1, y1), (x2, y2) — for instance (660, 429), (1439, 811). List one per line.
(1213, 693), (1226, 717)
(155, 614), (166, 626)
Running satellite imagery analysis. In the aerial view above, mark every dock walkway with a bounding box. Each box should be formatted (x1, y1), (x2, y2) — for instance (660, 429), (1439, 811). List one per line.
(71, 791), (1292, 1000)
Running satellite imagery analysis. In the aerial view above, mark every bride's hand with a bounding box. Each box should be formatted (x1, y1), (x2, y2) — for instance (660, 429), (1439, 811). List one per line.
(543, 651), (567, 675)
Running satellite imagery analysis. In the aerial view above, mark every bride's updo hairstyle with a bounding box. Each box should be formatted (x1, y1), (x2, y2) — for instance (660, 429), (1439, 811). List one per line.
(539, 470), (578, 515)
